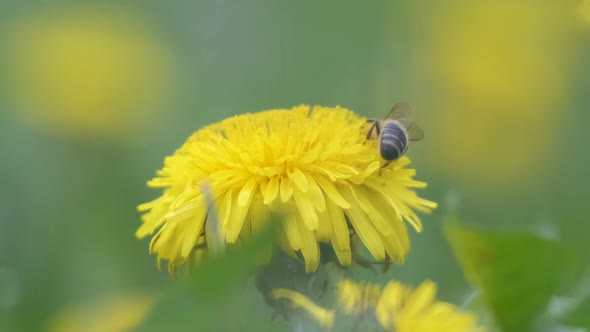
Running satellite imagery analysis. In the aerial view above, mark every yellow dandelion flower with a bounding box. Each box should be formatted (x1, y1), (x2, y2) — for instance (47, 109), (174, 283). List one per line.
(273, 279), (484, 332)
(136, 105), (436, 273)
(336, 279), (382, 315)
(375, 280), (483, 332)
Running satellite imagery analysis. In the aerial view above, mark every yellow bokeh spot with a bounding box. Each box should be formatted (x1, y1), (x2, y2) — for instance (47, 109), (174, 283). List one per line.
(408, 1), (576, 189)
(2, 7), (175, 137)
(48, 293), (154, 332)
(578, 0), (590, 25)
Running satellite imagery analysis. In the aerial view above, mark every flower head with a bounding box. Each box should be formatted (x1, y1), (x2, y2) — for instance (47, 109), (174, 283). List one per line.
(273, 279), (484, 332)
(137, 105), (436, 273)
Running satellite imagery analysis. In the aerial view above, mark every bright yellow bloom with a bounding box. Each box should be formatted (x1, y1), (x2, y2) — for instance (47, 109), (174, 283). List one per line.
(137, 105), (436, 273)
(1, 7), (175, 137)
(273, 279), (484, 332)
(48, 293), (154, 332)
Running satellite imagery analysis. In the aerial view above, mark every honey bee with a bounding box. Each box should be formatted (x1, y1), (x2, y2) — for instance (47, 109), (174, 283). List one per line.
(366, 102), (424, 169)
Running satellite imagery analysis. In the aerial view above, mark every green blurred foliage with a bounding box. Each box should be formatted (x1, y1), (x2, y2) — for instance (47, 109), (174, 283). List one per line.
(134, 222), (284, 332)
(560, 293), (590, 329)
(0, 1), (589, 331)
(445, 219), (581, 332)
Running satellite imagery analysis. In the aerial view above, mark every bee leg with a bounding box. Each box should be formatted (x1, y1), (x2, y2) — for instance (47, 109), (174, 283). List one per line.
(366, 120), (380, 139)
(366, 121), (376, 139)
(379, 160), (392, 175)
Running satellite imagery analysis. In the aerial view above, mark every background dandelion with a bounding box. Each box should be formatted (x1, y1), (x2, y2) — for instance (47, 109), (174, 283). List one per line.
(48, 293), (154, 332)
(413, 1), (576, 191)
(272, 279), (484, 331)
(1, 1), (589, 332)
(1, 5), (176, 139)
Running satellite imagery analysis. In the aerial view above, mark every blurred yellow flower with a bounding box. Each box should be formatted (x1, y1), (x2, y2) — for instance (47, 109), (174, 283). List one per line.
(49, 293), (154, 332)
(405, 1), (575, 189)
(375, 280), (482, 332)
(1, 7), (175, 137)
(137, 105), (436, 274)
(578, 0), (590, 25)
(336, 278), (382, 315)
(273, 279), (484, 332)
(271, 288), (335, 328)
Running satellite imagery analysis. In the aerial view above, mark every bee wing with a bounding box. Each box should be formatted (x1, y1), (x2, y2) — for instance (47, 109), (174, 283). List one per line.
(384, 102), (414, 120)
(399, 119), (424, 141)
(385, 102), (424, 141)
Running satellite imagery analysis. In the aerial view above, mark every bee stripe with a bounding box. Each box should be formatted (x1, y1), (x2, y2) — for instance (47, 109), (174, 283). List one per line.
(381, 133), (405, 146)
(382, 128), (407, 144)
(379, 122), (408, 161)
(380, 141), (402, 160)
(381, 141), (402, 150)
(381, 132), (401, 140)
(382, 133), (406, 148)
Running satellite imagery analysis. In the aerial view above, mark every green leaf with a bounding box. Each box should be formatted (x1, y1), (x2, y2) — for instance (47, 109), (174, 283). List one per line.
(134, 218), (285, 332)
(444, 219), (579, 332)
(559, 291), (590, 329)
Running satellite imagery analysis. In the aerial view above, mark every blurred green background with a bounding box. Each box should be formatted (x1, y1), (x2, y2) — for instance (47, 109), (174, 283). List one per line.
(1, 1), (589, 331)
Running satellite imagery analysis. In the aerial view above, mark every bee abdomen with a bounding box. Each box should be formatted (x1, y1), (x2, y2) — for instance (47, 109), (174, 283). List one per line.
(379, 122), (408, 161)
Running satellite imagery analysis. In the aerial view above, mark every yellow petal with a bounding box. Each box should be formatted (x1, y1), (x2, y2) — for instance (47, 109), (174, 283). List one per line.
(305, 174), (326, 211)
(225, 189), (254, 243)
(263, 176), (279, 204)
(315, 175), (351, 209)
(349, 186), (394, 236)
(135, 208), (168, 238)
(341, 186), (385, 260)
(326, 199), (350, 252)
(180, 199), (208, 257)
(272, 289), (335, 328)
(287, 167), (308, 192)
(219, 189), (233, 228)
(297, 217), (319, 272)
(316, 207), (332, 242)
(279, 177), (294, 202)
(403, 280), (437, 316)
(293, 189), (319, 230)
(331, 243), (352, 266)
(283, 215), (302, 251)
(237, 178), (258, 207)
(380, 233), (406, 263)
